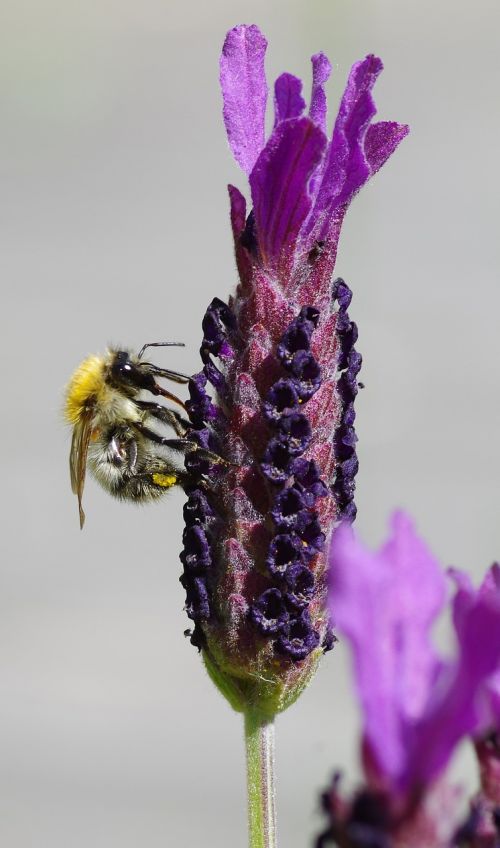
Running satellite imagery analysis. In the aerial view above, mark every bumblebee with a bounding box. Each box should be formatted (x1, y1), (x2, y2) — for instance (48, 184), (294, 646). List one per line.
(64, 342), (211, 528)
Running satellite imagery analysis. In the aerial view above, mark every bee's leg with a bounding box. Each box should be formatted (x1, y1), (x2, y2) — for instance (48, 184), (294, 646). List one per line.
(112, 468), (185, 499)
(183, 475), (220, 496)
(147, 366), (190, 385)
(132, 423), (229, 466)
(139, 359), (190, 385)
(150, 384), (187, 410)
(134, 401), (190, 437)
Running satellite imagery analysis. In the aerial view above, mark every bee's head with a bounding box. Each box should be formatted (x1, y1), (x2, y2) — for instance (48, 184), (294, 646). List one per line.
(108, 350), (158, 395)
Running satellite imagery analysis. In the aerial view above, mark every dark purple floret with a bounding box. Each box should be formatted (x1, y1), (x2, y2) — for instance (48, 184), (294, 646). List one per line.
(347, 349), (363, 378)
(298, 515), (326, 559)
(283, 563), (315, 610)
(333, 474), (357, 505)
(271, 485), (308, 529)
(187, 622), (206, 651)
(266, 533), (304, 576)
(182, 575), (211, 621)
(276, 321), (313, 366)
(340, 501), (358, 522)
(202, 311), (225, 352)
(337, 370), (359, 402)
(332, 277), (353, 310)
(203, 357), (227, 393)
(276, 412), (312, 455)
(183, 490), (216, 527)
(322, 627), (337, 653)
(288, 351), (322, 400)
(263, 379), (301, 423)
(185, 372), (218, 426)
(335, 426), (358, 460)
(201, 297), (236, 361)
(299, 306), (320, 326)
(261, 438), (293, 484)
(250, 589), (290, 635)
(341, 455), (360, 480)
(276, 610), (320, 660)
(335, 309), (352, 334)
(180, 525), (212, 572)
(291, 458), (329, 504)
(189, 427), (219, 453)
(316, 778), (393, 848)
(239, 209), (258, 254)
(338, 321), (359, 370)
(342, 402), (356, 428)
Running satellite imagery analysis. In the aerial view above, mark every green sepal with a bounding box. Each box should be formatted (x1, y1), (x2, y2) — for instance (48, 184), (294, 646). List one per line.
(202, 644), (322, 718)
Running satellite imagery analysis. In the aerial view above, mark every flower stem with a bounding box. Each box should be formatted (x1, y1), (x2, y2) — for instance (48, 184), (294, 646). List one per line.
(244, 710), (277, 848)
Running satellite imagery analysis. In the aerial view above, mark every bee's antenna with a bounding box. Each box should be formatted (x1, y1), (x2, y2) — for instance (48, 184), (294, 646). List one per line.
(138, 341), (185, 360)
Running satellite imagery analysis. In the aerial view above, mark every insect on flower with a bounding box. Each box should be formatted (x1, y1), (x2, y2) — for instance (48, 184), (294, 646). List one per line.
(64, 342), (225, 528)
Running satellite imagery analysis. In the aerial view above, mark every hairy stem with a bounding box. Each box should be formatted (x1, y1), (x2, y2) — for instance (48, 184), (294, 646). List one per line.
(244, 710), (277, 848)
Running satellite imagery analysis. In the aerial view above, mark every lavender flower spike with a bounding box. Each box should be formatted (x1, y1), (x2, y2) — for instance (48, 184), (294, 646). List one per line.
(180, 25), (407, 718)
(320, 513), (500, 848)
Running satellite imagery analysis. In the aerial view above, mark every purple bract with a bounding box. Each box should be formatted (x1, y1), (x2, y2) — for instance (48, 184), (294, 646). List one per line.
(179, 24), (408, 716)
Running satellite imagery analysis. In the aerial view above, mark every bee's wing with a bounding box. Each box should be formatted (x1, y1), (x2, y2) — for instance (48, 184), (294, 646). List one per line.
(69, 407), (94, 529)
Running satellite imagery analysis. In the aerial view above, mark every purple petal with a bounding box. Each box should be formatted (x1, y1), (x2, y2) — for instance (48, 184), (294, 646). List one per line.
(308, 55), (384, 240)
(220, 25), (268, 175)
(365, 121), (409, 175)
(411, 581), (500, 790)
(478, 563), (500, 602)
(228, 183), (246, 241)
(449, 565), (500, 731)
(309, 52), (331, 134)
(274, 73), (306, 125)
(329, 512), (447, 788)
(487, 670), (500, 728)
(250, 116), (326, 269)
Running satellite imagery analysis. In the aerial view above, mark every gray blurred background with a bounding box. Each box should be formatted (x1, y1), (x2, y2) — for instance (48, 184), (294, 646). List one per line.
(2, 0), (499, 845)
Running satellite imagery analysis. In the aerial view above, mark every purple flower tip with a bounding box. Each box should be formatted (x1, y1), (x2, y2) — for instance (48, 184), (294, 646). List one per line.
(220, 25), (268, 175)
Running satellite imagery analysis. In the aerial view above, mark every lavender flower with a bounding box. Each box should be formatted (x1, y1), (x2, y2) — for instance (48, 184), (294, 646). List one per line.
(318, 513), (500, 848)
(180, 24), (408, 717)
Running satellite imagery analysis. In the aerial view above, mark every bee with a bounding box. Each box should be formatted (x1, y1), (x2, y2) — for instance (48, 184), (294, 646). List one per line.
(64, 342), (214, 529)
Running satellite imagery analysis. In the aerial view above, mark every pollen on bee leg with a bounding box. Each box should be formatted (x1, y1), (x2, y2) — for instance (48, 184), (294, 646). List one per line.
(152, 473), (177, 488)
